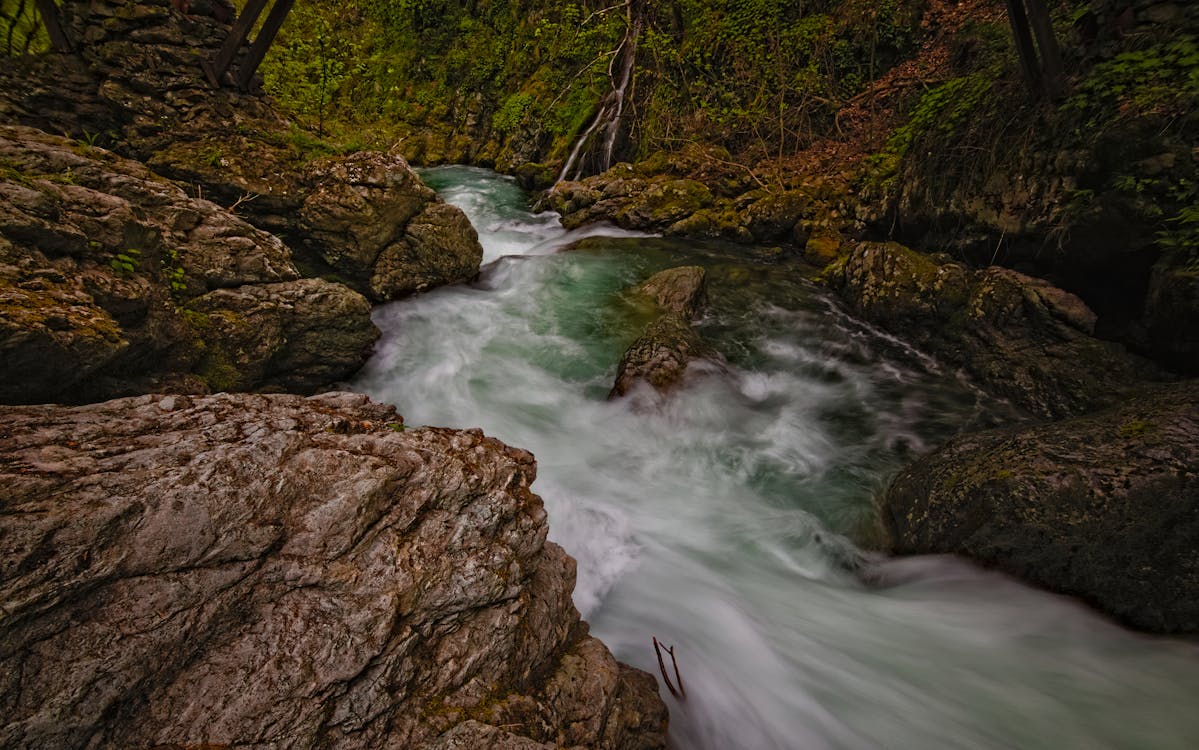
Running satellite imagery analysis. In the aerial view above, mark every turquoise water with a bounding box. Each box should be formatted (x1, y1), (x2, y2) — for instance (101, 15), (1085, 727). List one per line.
(352, 166), (1199, 750)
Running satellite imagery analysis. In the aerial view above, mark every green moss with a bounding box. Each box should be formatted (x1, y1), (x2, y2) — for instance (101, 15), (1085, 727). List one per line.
(1118, 419), (1155, 439)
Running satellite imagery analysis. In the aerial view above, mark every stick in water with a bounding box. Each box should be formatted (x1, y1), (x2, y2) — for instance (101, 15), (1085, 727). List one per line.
(652, 636), (686, 700)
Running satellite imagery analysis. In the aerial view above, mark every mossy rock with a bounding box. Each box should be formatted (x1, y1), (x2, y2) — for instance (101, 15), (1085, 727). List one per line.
(883, 380), (1199, 634)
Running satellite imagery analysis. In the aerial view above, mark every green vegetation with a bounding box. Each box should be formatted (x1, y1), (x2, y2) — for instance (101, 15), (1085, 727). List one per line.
(108, 248), (142, 277)
(1119, 418), (1155, 439)
(1, 0), (48, 56)
(259, 0), (923, 165)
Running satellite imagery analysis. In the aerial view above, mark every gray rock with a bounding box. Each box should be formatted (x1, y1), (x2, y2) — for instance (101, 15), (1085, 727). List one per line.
(0, 392), (668, 749)
(882, 380), (1199, 634)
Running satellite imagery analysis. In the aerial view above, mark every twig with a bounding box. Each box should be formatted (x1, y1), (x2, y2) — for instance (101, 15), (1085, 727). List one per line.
(229, 192), (260, 214)
(652, 636), (686, 701)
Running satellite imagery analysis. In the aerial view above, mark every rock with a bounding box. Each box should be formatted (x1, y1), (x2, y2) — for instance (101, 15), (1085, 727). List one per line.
(184, 279), (377, 393)
(1143, 250), (1199, 374)
(0, 125), (377, 403)
(824, 241), (1158, 419)
(0, 392), (668, 749)
(881, 380), (1199, 634)
(802, 229), (844, 267)
(610, 314), (724, 399)
(739, 189), (811, 242)
(369, 202), (483, 299)
(613, 179), (713, 229)
(636, 266), (707, 320)
(0, 1), (482, 303)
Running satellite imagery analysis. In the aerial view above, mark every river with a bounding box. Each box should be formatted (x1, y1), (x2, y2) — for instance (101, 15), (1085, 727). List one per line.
(351, 166), (1199, 750)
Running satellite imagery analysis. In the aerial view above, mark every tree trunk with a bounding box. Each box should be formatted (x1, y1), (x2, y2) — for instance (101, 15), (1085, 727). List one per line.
(1004, 0), (1041, 95)
(1024, 0), (1067, 99)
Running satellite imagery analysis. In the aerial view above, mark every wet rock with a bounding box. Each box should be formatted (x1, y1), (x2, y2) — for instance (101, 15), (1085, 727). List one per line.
(0, 392), (668, 749)
(882, 380), (1199, 634)
(636, 266), (708, 320)
(824, 241), (1159, 419)
(610, 314), (724, 399)
(0, 125), (376, 403)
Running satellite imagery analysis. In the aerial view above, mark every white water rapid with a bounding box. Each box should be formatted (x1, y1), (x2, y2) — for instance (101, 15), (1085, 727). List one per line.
(352, 167), (1199, 750)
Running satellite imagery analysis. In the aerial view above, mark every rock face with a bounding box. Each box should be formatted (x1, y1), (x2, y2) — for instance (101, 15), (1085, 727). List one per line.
(882, 380), (1199, 634)
(0, 392), (668, 749)
(1144, 250), (1199, 375)
(824, 241), (1159, 419)
(0, 0), (482, 302)
(0, 125), (377, 404)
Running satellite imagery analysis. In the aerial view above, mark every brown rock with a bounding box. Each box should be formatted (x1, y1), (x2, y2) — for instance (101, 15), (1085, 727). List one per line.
(0, 392), (668, 749)
(637, 266), (707, 320)
(610, 314), (724, 399)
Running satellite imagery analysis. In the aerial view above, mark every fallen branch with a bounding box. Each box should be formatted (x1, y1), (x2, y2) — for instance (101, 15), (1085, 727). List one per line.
(652, 636), (686, 701)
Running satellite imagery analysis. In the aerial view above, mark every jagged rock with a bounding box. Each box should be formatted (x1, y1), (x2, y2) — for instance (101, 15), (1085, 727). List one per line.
(369, 202), (483, 299)
(824, 241), (1159, 419)
(636, 266), (707, 320)
(610, 314), (724, 399)
(0, 0), (482, 303)
(881, 380), (1199, 634)
(0, 392), (668, 749)
(0, 125), (376, 403)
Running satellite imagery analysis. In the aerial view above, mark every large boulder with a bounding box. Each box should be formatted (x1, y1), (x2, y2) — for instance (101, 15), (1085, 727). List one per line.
(824, 241), (1159, 419)
(0, 125), (376, 403)
(0, 392), (668, 749)
(0, 0), (482, 303)
(881, 380), (1199, 634)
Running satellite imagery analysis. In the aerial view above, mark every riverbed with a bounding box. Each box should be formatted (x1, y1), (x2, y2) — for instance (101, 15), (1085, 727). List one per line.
(351, 166), (1199, 750)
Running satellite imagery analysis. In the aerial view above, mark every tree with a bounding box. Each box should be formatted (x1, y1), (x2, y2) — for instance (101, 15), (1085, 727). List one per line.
(1004, 0), (1066, 99)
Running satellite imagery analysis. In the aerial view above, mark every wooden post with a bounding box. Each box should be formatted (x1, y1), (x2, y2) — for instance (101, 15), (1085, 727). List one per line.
(203, 0), (271, 87)
(34, 0), (71, 53)
(234, 0), (295, 92)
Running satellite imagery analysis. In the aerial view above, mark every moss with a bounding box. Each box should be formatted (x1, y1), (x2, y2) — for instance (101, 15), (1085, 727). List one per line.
(1118, 419), (1156, 439)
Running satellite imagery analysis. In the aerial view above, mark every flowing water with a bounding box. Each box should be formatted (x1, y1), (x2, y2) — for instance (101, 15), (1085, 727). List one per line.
(352, 167), (1199, 750)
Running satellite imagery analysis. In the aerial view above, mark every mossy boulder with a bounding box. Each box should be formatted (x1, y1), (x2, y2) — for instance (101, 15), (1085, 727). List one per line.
(0, 125), (377, 404)
(882, 379), (1199, 634)
(609, 314), (724, 400)
(825, 241), (1159, 419)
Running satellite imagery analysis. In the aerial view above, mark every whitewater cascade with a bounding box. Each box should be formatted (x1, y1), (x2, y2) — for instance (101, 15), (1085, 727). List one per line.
(353, 167), (1199, 750)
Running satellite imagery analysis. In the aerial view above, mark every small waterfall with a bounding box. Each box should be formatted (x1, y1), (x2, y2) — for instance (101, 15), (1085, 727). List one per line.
(556, 12), (643, 183)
